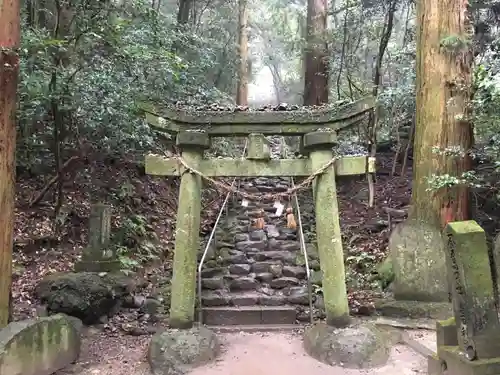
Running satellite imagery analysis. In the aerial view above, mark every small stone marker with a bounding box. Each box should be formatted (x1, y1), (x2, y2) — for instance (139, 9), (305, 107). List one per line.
(75, 203), (121, 272)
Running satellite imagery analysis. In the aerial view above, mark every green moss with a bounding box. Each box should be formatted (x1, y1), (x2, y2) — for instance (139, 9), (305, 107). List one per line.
(446, 221), (493, 300)
(310, 270), (323, 286)
(376, 257), (395, 289)
(439, 317), (456, 327)
(295, 253), (306, 266)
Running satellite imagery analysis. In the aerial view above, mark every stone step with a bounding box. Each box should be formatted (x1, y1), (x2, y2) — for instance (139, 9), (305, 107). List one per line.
(209, 324), (303, 333)
(200, 305), (297, 326)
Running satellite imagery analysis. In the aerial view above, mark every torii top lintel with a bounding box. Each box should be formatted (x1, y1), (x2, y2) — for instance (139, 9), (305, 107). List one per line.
(144, 96), (375, 136)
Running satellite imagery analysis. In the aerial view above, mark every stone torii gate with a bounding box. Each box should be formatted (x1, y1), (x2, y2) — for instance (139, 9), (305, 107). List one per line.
(144, 97), (376, 329)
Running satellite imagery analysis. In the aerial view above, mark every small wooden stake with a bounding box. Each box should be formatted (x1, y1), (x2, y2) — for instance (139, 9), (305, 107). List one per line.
(254, 209), (265, 229)
(286, 207), (297, 230)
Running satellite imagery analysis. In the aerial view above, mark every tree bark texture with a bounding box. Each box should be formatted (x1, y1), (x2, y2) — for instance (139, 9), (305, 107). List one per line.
(412, 0), (473, 227)
(303, 0), (328, 106)
(236, 0), (248, 106)
(0, 0), (20, 328)
(177, 0), (192, 24)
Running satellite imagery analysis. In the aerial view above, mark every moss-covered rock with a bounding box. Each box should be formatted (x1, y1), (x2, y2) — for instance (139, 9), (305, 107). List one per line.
(0, 314), (80, 375)
(303, 322), (390, 369)
(310, 270), (323, 286)
(148, 326), (220, 375)
(34, 272), (136, 324)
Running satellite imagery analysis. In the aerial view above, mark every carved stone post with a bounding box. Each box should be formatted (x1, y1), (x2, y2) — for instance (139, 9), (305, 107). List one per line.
(445, 221), (500, 359)
(169, 131), (210, 329)
(303, 131), (349, 327)
(429, 221), (500, 374)
(75, 203), (120, 272)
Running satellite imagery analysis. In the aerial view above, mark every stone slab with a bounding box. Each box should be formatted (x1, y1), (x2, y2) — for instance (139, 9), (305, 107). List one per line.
(209, 324), (304, 333)
(374, 299), (453, 320)
(200, 306), (297, 326)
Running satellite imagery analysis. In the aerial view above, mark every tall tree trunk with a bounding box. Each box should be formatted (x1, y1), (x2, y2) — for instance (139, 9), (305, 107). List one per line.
(303, 0), (328, 105)
(177, 0), (192, 24)
(0, 0), (20, 328)
(412, 0), (473, 227)
(236, 0), (248, 106)
(366, 0), (397, 207)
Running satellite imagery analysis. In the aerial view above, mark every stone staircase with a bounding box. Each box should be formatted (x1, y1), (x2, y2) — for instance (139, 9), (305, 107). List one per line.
(198, 177), (316, 329)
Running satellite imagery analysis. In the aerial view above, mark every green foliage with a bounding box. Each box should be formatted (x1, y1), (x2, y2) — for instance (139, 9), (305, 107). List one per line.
(440, 34), (472, 54)
(17, 0), (238, 172)
(375, 257), (394, 290)
(112, 214), (159, 271)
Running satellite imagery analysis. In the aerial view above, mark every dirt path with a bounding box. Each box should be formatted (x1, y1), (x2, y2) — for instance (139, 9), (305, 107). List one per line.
(191, 331), (430, 375)
(57, 328), (434, 375)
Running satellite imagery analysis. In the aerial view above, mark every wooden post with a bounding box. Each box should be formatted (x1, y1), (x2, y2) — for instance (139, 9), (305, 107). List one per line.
(169, 131), (210, 329)
(303, 131), (349, 327)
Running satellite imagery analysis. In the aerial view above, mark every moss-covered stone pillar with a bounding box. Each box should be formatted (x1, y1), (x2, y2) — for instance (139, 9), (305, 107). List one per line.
(303, 131), (349, 327)
(169, 131), (210, 329)
(445, 221), (500, 359)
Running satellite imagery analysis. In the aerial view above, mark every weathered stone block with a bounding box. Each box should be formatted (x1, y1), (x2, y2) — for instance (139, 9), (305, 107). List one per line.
(0, 314), (80, 375)
(176, 131), (210, 149)
(229, 264), (251, 275)
(436, 317), (458, 350)
(246, 133), (271, 160)
(302, 131), (337, 149)
(229, 277), (258, 291)
(282, 265), (306, 279)
(389, 219), (449, 302)
(270, 277), (299, 289)
(201, 291), (230, 306)
(201, 277), (225, 290)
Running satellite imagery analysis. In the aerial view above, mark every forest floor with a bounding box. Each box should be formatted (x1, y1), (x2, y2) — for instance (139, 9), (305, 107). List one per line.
(7, 151), (454, 373)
